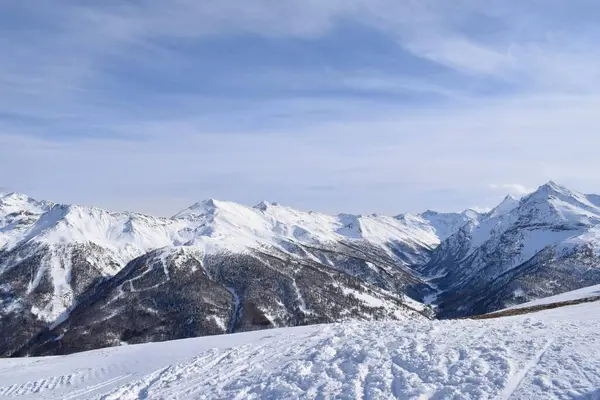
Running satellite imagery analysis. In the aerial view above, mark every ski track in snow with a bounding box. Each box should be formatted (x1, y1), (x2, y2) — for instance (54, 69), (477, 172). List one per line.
(2, 302), (600, 399)
(500, 339), (553, 400)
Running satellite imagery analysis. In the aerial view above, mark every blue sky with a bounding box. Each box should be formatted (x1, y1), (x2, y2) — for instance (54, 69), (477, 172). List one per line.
(2, 1), (600, 215)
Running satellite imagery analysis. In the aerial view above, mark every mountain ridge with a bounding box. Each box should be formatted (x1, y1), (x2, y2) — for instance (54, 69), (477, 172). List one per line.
(4, 181), (600, 356)
(0, 191), (452, 356)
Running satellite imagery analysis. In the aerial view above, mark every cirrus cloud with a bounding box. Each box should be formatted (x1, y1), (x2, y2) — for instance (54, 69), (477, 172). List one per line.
(2, 1), (600, 215)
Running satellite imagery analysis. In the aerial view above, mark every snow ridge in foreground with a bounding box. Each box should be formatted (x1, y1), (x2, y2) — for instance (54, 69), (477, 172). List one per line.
(1, 301), (599, 400)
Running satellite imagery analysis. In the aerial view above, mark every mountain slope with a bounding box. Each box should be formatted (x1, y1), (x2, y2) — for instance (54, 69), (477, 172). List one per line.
(15, 247), (427, 357)
(1, 193), (458, 356)
(425, 181), (600, 317)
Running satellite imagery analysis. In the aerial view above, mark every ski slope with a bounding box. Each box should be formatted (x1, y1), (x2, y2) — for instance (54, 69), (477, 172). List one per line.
(2, 301), (600, 399)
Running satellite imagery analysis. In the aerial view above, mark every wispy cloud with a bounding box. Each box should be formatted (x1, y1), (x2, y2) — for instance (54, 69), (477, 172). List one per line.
(2, 1), (600, 214)
(489, 184), (534, 197)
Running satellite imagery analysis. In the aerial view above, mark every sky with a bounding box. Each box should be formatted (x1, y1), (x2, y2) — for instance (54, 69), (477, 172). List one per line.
(2, 1), (600, 216)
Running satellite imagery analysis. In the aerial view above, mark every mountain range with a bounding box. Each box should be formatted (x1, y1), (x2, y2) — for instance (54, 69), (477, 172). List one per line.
(2, 181), (599, 357)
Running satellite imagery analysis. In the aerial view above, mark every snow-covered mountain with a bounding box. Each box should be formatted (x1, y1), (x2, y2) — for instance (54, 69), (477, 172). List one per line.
(4, 181), (600, 356)
(1, 192), (461, 356)
(423, 181), (600, 317)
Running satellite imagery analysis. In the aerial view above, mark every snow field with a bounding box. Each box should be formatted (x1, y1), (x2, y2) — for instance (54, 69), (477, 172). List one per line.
(1, 301), (599, 399)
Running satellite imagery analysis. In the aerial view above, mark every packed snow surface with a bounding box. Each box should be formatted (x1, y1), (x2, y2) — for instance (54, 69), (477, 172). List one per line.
(1, 301), (599, 399)
(507, 284), (600, 310)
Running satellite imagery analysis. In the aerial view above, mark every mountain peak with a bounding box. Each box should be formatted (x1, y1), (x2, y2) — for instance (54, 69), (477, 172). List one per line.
(544, 180), (562, 187)
(0, 192), (51, 217)
(202, 198), (218, 208)
(462, 208), (481, 217)
(0, 192), (30, 203)
(486, 195), (520, 218)
(420, 210), (439, 218)
(538, 180), (571, 194)
(522, 181), (575, 204)
(173, 198), (222, 219)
